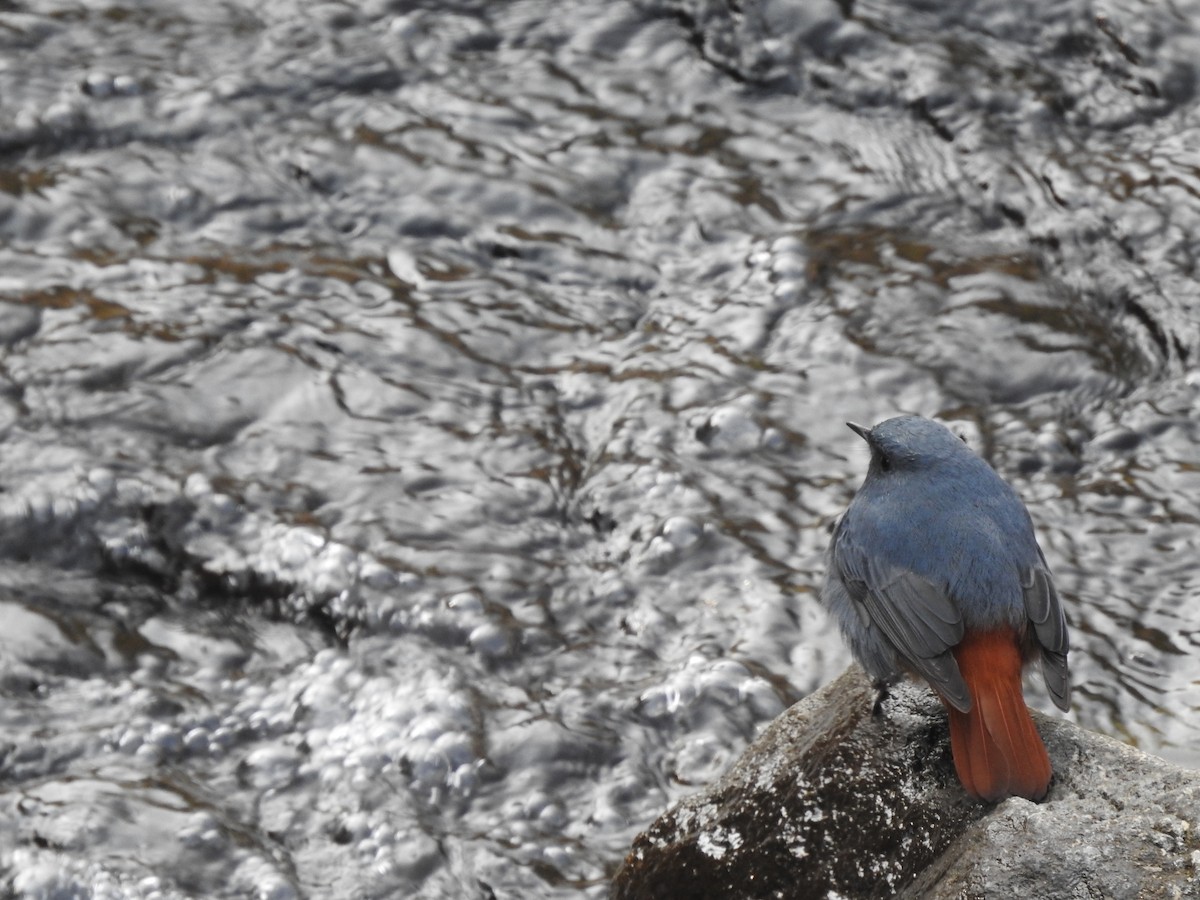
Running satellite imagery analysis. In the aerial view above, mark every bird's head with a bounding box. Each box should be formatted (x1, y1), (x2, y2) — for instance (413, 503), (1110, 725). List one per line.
(847, 415), (971, 477)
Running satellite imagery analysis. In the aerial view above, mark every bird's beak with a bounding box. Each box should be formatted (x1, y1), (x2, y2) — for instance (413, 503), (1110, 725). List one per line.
(846, 421), (871, 442)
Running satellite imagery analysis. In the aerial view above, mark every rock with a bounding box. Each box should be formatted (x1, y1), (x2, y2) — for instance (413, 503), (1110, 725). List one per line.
(611, 667), (1200, 900)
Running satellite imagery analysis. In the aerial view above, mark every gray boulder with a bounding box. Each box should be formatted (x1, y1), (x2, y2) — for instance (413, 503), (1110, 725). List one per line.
(611, 667), (1200, 899)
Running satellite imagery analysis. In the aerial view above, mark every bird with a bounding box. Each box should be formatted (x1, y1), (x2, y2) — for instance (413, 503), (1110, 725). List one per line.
(821, 415), (1070, 802)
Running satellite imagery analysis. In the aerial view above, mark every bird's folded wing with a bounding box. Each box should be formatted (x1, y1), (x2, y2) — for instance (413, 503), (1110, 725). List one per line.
(1022, 563), (1072, 711)
(834, 528), (970, 712)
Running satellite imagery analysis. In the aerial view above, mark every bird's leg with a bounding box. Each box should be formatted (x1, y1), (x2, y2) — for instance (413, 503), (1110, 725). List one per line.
(872, 679), (892, 716)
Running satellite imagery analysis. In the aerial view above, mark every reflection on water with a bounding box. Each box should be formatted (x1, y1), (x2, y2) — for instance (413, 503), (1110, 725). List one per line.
(2, 0), (1200, 896)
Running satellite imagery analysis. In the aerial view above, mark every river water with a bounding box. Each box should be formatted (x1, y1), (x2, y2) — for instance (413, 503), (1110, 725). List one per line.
(1, 0), (1198, 897)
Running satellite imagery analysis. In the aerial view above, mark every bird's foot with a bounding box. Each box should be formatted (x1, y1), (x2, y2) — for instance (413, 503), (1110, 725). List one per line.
(872, 680), (892, 717)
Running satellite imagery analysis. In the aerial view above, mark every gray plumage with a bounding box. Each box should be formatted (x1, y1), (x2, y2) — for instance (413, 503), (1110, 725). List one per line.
(822, 416), (1071, 713)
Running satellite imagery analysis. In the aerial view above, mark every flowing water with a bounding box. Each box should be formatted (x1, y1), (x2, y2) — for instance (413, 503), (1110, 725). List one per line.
(1, 0), (1199, 897)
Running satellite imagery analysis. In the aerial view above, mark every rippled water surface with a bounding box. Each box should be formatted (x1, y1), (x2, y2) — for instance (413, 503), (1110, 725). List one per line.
(2, 0), (1200, 896)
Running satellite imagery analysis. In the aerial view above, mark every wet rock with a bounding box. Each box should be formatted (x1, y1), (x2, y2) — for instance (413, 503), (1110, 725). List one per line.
(611, 667), (1200, 899)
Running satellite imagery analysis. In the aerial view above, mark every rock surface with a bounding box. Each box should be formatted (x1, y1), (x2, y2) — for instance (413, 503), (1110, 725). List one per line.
(611, 667), (1200, 899)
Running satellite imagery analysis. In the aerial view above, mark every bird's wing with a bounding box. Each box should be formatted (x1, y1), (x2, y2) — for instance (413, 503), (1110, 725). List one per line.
(833, 524), (971, 712)
(1022, 562), (1071, 711)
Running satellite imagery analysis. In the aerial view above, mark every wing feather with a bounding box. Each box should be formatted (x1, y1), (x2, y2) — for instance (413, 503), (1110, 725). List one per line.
(1022, 564), (1071, 711)
(833, 525), (970, 712)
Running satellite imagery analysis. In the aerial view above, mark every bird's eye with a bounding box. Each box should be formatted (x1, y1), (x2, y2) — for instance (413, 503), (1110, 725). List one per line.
(879, 454), (892, 473)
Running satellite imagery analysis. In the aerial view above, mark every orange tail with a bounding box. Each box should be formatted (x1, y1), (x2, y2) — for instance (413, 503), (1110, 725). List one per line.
(945, 630), (1052, 802)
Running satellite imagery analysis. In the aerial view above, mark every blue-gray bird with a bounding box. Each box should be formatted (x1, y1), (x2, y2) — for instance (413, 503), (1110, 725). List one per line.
(822, 415), (1070, 801)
